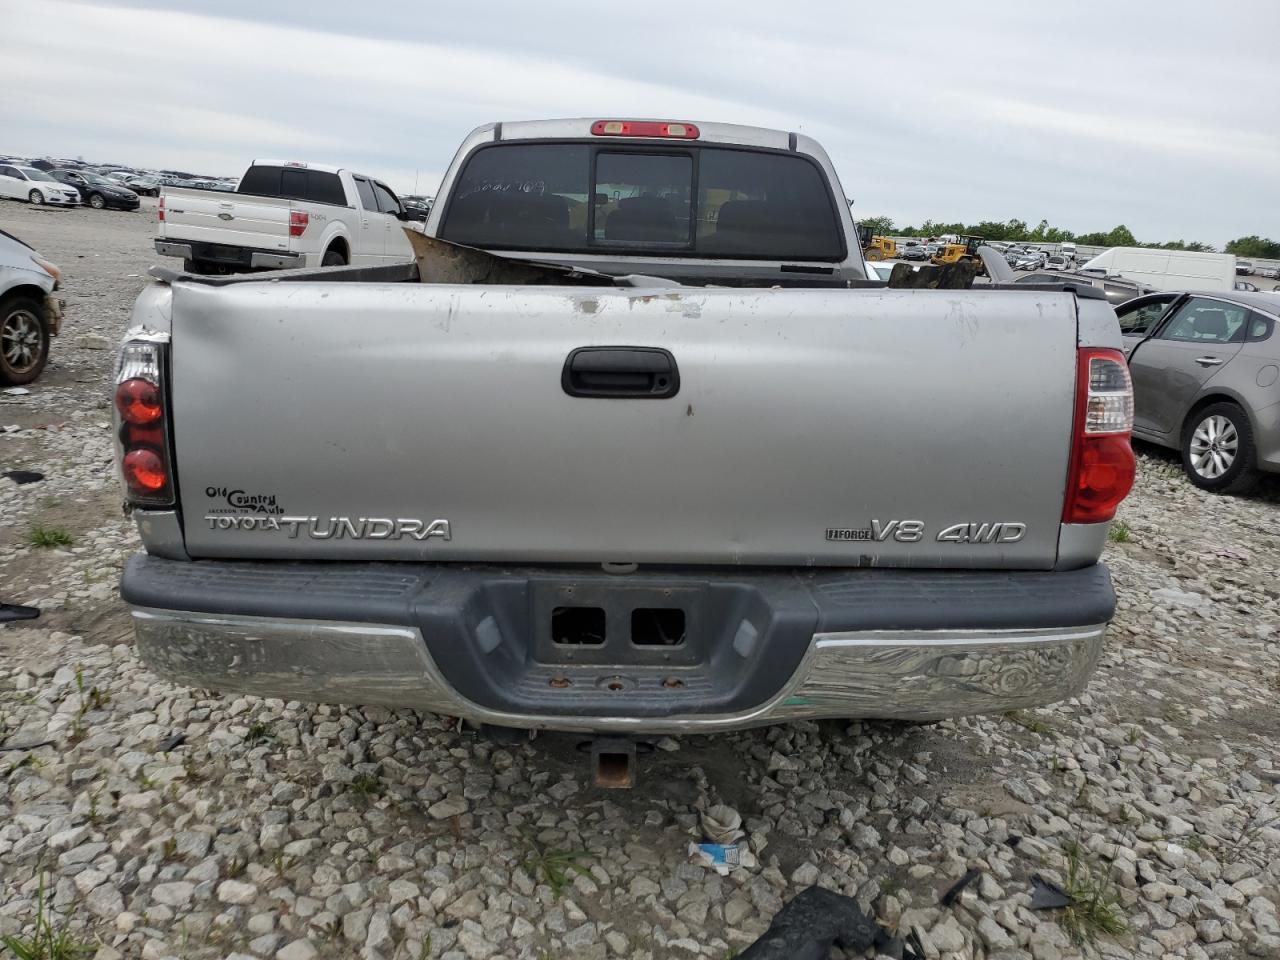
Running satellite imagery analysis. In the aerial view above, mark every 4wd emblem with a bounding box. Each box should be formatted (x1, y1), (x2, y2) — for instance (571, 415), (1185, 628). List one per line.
(825, 520), (1026, 544)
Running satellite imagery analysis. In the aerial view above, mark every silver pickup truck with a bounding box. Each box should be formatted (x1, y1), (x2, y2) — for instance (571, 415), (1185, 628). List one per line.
(116, 119), (1136, 751)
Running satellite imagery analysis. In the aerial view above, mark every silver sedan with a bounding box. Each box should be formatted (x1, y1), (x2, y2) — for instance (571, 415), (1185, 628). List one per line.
(1118, 291), (1280, 493)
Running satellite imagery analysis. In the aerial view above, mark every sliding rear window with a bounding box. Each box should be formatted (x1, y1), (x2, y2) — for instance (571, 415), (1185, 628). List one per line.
(439, 142), (843, 261)
(237, 166), (347, 206)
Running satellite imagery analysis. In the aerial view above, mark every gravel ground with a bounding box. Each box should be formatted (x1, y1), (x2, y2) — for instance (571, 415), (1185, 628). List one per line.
(1, 199), (1278, 960)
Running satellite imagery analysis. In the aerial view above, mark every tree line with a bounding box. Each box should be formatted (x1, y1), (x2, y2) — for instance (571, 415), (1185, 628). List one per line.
(856, 216), (1280, 259)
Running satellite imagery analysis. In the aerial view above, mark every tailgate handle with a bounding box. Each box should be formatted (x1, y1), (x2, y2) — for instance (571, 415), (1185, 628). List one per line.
(562, 346), (679, 399)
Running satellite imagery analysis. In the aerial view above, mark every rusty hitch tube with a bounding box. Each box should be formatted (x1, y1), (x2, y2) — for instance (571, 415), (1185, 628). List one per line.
(590, 737), (638, 789)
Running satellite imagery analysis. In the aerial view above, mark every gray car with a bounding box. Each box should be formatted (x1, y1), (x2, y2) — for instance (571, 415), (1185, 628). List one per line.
(1118, 291), (1280, 493)
(0, 229), (62, 384)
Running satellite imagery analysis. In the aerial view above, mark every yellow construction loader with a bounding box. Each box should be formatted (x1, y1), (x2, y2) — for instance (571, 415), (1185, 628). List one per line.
(930, 235), (987, 274)
(863, 236), (898, 261)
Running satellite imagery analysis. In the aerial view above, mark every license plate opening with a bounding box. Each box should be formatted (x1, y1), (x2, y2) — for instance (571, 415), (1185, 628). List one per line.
(551, 606), (606, 645)
(631, 607), (686, 646)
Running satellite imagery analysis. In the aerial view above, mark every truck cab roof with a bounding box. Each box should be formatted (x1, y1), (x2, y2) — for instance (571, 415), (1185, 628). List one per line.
(425, 118), (865, 284)
(250, 159), (346, 176)
(469, 118), (823, 154)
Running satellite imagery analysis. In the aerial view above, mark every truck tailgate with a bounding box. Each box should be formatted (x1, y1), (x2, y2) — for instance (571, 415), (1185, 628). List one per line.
(161, 188), (293, 251)
(170, 282), (1078, 569)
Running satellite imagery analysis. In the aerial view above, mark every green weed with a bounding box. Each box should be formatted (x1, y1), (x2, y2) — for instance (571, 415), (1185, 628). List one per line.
(243, 722), (273, 745)
(0, 874), (93, 960)
(1060, 839), (1127, 944)
(1004, 710), (1049, 734)
(520, 832), (592, 898)
(1107, 521), (1133, 543)
(27, 527), (73, 548)
(349, 773), (382, 800)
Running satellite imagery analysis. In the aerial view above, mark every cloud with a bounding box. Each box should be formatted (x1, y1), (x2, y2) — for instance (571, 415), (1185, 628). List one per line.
(3, 0), (1276, 245)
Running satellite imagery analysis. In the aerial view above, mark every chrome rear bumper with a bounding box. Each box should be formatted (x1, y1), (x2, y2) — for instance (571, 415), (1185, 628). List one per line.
(154, 240), (193, 259)
(133, 608), (1105, 733)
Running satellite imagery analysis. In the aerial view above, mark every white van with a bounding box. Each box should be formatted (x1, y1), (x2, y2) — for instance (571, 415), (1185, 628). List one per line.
(1078, 247), (1236, 292)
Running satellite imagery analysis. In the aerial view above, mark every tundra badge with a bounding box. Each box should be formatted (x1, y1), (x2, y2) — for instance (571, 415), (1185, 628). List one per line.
(204, 515), (451, 541)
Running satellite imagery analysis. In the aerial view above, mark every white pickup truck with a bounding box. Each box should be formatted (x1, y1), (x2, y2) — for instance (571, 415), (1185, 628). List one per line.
(154, 160), (418, 274)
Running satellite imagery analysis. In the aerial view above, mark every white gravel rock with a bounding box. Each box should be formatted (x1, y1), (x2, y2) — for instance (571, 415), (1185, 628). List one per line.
(0, 210), (1278, 960)
(216, 880), (258, 904)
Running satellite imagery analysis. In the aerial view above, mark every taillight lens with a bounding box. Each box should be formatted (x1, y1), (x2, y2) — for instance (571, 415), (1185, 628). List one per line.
(158, 195), (164, 221)
(123, 449), (167, 492)
(114, 340), (175, 507)
(1063, 348), (1136, 524)
(289, 210), (309, 237)
(115, 377), (162, 425)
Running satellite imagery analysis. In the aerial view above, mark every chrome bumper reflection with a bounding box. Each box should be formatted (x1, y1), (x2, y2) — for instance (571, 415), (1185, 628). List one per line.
(249, 252), (305, 269)
(154, 240), (193, 259)
(132, 608), (1105, 733)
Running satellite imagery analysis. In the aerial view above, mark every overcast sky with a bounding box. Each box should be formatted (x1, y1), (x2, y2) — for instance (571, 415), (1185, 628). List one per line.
(3, 0), (1276, 245)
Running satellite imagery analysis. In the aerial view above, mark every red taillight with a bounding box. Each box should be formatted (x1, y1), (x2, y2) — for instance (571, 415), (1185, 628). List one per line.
(123, 448), (167, 493)
(114, 341), (174, 507)
(115, 378), (162, 425)
(1063, 348), (1136, 524)
(591, 120), (700, 139)
(289, 210), (309, 237)
(158, 195), (164, 221)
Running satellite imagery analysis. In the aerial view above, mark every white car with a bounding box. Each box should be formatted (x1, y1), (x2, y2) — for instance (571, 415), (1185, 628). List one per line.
(0, 164), (81, 206)
(1044, 255), (1074, 272)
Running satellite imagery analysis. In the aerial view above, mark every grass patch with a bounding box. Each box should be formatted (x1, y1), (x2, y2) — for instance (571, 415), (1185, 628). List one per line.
(520, 832), (592, 898)
(26, 527), (72, 548)
(348, 772), (383, 804)
(0, 874), (94, 960)
(1059, 839), (1127, 944)
(243, 722), (273, 745)
(85, 789), (102, 826)
(1004, 710), (1050, 734)
(1107, 520), (1133, 543)
(68, 668), (111, 743)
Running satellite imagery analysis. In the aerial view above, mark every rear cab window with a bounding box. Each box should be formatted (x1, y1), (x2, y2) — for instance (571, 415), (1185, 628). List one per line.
(439, 142), (844, 261)
(238, 165), (348, 206)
